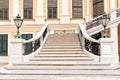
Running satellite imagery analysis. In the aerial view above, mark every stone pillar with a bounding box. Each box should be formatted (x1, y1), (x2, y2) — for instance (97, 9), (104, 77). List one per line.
(9, 39), (25, 64)
(86, 0), (92, 21)
(110, 0), (117, 9)
(110, 0), (117, 20)
(11, 0), (19, 24)
(35, 0), (45, 24)
(110, 26), (119, 65)
(99, 38), (119, 65)
(60, 0), (70, 24)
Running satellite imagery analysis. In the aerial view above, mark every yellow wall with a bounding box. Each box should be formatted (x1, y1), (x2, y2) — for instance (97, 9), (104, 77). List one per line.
(43, 0), (47, 19)
(9, 0), (13, 20)
(19, 0), (23, 18)
(117, 0), (120, 8)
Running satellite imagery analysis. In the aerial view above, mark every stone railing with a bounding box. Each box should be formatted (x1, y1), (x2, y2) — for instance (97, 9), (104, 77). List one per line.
(10, 23), (49, 64)
(79, 23), (100, 62)
(82, 8), (120, 65)
(79, 20), (119, 65)
(86, 8), (120, 31)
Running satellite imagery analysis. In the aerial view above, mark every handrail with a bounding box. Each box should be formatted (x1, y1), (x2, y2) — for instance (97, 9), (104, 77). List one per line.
(24, 23), (48, 43)
(86, 8), (120, 30)
(79, 23), (99, 43)
(79, 8), (120, 56)
(79, 22), (100, 57)
(23, 23), (49, 55)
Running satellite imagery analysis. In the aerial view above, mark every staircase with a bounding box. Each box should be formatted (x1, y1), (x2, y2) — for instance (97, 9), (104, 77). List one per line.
(0, 34), (120, 80)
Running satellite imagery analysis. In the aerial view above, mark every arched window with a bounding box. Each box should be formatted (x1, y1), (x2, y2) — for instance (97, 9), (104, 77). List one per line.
(23, 0), (33, 19)
(47, 0), (57, 19)
(72, 0), (83, 18)
(0, 0), (9, 20)
(93, 0), (104, 17)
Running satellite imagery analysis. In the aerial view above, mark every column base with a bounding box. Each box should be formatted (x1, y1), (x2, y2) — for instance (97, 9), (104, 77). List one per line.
(60, 15), (70, 24)
(9, 55), (23, 64)
(35, 16), (45, 24)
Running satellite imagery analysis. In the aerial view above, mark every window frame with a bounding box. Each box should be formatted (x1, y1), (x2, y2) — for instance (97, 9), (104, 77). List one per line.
(23, 0), (33, 19)
(47, 0), (57, 19)
(72, 0), (83, 18)
(0, 0), (9, 20)
(0, 34), (8, 56)
(93, 0), (104, 17)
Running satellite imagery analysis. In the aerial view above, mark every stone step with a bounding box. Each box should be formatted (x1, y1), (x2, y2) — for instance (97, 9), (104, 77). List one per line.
(35, 53), (88, 57)
(41, 49), (82, 52)
(30, 58), (94, 61)
(39, 51), (84, 54)
(43, 45), (81, 48)
(1, 75), (120, 80)
(13, 62), (101, 66)
(35, 54), (87, 57)
(5, 64), (113, 70)
(31, 56), (91, 59)
(44, 44), (81, 46)
(45, 41), (80, 43)
(2, 69), (120, 75)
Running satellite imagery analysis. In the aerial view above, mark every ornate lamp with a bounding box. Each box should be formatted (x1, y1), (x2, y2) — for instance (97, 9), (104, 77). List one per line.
(100, 12), (110, 38)
(13, 14), (23, 38)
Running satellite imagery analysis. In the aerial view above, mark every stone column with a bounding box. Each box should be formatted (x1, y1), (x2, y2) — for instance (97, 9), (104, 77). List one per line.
(35, 0), (45, 24)
(11, 0), (19, 24)
(109, 0), (119, 66)
(60, 0), (70, 24)
(110, 0), (117, 20)
(99, 38), (119, 66)
(110, 26), (119, 65)
(9, 39), (25, 64)
(86, 0), (92, 21)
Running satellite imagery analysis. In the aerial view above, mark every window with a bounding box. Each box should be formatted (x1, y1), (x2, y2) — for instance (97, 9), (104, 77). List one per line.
(48, 0), (57, 19)
(0, 0), (9, 20)
(0, 34), (8, 56)
(72, 0), (83, 18)
(93, 0), (104, 17)
(23, 0), (33, 19)
(21, 34), (33, 55)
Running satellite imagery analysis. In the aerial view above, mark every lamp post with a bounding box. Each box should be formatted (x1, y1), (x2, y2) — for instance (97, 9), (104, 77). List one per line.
(13, 14), (23, 38)
(100, 12), (110, 38)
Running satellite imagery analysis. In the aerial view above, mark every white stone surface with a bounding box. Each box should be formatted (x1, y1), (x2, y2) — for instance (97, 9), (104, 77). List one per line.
(60, 16), (70, 24)
(11, 0), (19, 24)
(13, 0), (19, 16)
(110, 26), (119, 64)
(35, 0), (45, 24)
(35, 17), (45, 24)
(99, 38), (119, 65)
(61, 0), (68, 15)
(37, 0), (43, 16)
(9, 39), (25, 64)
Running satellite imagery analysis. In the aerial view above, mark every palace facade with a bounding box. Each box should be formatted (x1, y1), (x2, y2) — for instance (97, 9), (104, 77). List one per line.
(0, 0), (120, 63)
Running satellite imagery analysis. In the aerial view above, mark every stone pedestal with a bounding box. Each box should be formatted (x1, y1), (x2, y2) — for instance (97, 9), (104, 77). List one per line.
(60, 16), (70, 24)
(35, 17), (45, 24)
(99, 38), (118, 65)
(9, 39), (25, 64)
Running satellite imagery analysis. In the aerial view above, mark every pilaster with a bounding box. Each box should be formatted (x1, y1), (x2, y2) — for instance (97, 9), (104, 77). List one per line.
(60, 0), (70, 24)
(35, 0), (45, 24)
(11, 0), (19, 24)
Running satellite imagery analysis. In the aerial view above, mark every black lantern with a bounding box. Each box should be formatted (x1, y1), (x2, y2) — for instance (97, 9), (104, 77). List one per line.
(13, 14), (23, 38)
(100, 12), (110, 38)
